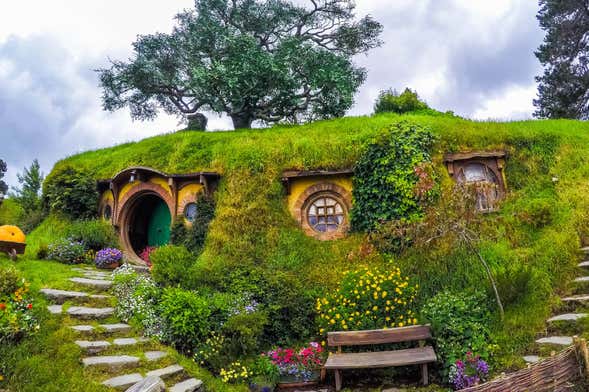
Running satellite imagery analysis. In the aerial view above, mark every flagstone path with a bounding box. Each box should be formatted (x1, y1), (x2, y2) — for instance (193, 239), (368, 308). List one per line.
(42, 265), (202, 391)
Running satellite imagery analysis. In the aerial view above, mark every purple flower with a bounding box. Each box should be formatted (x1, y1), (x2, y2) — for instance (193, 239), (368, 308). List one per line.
(95, 248), (123, 267)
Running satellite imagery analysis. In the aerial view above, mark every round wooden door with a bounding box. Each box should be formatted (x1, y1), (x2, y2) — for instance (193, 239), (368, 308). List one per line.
(147, 199), (171, 246)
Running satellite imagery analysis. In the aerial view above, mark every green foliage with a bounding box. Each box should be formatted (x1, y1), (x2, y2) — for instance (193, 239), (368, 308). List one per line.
(11, 159), (44, 215)
(421, 291), (495, 380)
(98, 0), (382, 129)
(317, 266), (418, 337)
(47, 238), (86, 264)
(0, 199), (24, 226)
(374, 88), (429, 114)
(0, 265), (20, 296)
(0, 159), (7, 197)
(65, 219), (118, 251)
(42, 165), (98, 220)
(150, 245), (195, 287)
(351, 121), (438, 231)
(534, 0), (589, 119)
(223, 311), (268, 357)
(170, 195), (216, 254)
(160, 288), (213, 351)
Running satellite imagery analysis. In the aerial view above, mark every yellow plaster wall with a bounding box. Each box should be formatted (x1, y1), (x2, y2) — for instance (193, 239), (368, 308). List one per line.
(100, 190), (114, 204)
(287, 176), (353, 214)
(178, 183), (204, 204)
(118, 183), (134, 202)
(149, 177), (172, 196)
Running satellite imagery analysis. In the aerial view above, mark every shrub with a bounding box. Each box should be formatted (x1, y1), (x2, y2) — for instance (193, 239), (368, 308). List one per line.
(65, 219), (118, 251)
(350, 121), (438, 232)
(170, 194), (215, 254)
(112, 265), (165, 339)
(194, 332), (228, 372)
(421, 291), (495, 381)
(374, 87), (429, 114)
(42, 165), (98, 220)
(150, 245), (194, 287)
(0, 266), (21, 296)
(47, 238), (86, 264)
(160, 288), (212, 351)
(0, 274), (39, 343)
(223, 311), (268, 357)
(317, 266), (418, 338)
(94, 248), (123, 268)
(219, 360), (252, 384)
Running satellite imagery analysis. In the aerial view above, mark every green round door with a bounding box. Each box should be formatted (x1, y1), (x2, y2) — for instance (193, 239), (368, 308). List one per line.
(147, 199), (171, 246)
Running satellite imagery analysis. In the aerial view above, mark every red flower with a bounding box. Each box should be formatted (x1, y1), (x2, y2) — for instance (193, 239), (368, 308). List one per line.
(27, 303), (33, 310)
(0, 303), (5, 310)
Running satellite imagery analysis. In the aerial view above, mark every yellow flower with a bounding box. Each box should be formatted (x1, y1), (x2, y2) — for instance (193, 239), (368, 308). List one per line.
(372, 306), (378, 311)
(330, 319), (335, 324)
(398, 322), (404, 327)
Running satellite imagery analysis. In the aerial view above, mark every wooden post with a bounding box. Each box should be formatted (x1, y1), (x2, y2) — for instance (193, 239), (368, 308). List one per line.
(334, 369), (342, 391)
(575, 337), (589, 377)
(421, 364), (428, 385)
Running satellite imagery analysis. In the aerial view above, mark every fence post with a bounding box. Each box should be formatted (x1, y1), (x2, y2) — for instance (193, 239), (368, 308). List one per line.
(575, 337), (589, 378)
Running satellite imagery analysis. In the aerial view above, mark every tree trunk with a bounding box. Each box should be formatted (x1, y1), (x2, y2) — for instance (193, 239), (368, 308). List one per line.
(230, 112), (254, 129)
(186, 113), (208, 131)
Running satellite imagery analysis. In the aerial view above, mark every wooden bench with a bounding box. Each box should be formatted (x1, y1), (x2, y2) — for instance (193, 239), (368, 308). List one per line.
(323, 325), (437, 391)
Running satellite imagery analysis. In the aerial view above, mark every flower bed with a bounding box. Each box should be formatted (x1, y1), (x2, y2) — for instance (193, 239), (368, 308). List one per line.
(0, 269), (39, 343)
(266, 342), (324, 383)
(94, 247), (123, 269)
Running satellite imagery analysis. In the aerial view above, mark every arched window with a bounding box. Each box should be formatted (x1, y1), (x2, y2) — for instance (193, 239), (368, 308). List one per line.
(306, 193), (346, 233)
(103, 204), (112, 220)
(183, 202), (198, 222)
(456, 163), (501, 211)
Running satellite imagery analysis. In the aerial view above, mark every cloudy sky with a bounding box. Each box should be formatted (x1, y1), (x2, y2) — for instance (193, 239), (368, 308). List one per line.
(0, 0), (543, 187)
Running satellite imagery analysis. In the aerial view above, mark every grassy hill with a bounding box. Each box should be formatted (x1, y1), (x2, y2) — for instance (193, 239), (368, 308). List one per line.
(20, 112), (589, 374)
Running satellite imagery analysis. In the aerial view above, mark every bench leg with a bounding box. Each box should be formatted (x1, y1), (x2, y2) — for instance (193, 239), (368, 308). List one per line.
(421, 363), (428, 385)
(334, 369), (342, 391)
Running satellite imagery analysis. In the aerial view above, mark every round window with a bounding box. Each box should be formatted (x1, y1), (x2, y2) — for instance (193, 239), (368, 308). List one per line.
(103, 204), (112, 220)
(184, 202), (198, 222)
(306, 194), (346, 233)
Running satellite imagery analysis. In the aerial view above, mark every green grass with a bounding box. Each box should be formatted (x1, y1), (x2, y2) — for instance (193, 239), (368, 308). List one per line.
(6, 112), (589, 387)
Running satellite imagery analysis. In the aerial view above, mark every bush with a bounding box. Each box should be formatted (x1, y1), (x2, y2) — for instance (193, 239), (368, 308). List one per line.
(170, 194), (215, 254)
(112, 265), (165, 339)
(42, 165), (98, 220)
(159, 288), (213, 351)
(150, 245), (195, 287)
(317, 266), (418, 339)
(421, 291), (495, 381)
(223, 311), (268, 357)
(350, 121), (438, 231)
(374, 88), (429, 114)
(47, 238), (86, 264)
(0, 266), (21, 297)
(65, 219), (118, 251)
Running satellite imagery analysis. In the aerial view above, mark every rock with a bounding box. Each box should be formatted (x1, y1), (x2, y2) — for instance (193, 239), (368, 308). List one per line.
(100, 323), (132, 333)
(40, 288), (89, 304)
(579, 261), (589, 268)
(103, 373), (144, 390)
(69, 277), (113, 290)
(71, 325), (95, 333)
(581, 246), (589, 253)
(562, 294), (589, 302)
(523, 355), (541, 364)
(47, 304), (63, 315)
(146, 364), (184, 379)
(126, 376), (165, 392)
(547, 313), (588, 322)
(144, 351), (167, 362)
(574, 276), (589, 283)
(67, 306), (114, 320)
(169, 378), (203, 392)
(82, 355), (140, 369)
(536, 336), (573, 346)
(75, 340), (111, 354)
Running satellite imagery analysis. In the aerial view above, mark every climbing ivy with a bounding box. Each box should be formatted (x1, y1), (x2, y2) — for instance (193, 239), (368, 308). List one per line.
(350, 121), (438, 232)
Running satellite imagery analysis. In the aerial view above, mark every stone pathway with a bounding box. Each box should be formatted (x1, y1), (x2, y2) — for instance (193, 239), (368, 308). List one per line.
(42, 265), (202, 391)
(524, 248), (589, 364)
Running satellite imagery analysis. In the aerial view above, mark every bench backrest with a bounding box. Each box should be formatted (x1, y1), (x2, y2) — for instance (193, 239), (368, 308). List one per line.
(327, 325), (431, 348)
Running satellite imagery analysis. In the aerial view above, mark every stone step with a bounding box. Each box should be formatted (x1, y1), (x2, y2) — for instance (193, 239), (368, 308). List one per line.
(82, 355), (140, 370)
(127, 376), (165, 392)
(536, 336), (573, 346)
(71, 323), (132, 334)
(69, 277), (113, 290)
(102, 373), (143, 390)
(67, 306), (114, 320)
(561, 294), (589, 303)
(574, 276), (589, 283)
(580, 246), (589, 254)
(169, 378), (203, 392)
(547, 313), (588, 322)
(523, 355), (541, 364)
(40, 288), (111, 304)
(75, 340), (111, 354)
(146, 364), (184, 379)
(145, 351), (168, 362)
(579, 261), (589, 268)
(113, 337), (149, 346)
(47, 304), (63, 315)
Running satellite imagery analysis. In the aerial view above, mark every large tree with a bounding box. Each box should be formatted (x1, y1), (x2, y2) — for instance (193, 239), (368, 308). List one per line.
(0, 159), (7, 204)
(534, 0), (589, 119)
(11, 159), (44, 214)
(98, 0), (382, 129)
